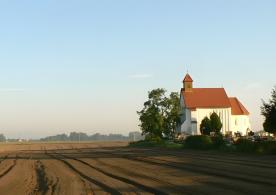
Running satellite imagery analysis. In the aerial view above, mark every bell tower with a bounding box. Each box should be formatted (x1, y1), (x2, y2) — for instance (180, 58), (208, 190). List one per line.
(183, 73), (193, 92)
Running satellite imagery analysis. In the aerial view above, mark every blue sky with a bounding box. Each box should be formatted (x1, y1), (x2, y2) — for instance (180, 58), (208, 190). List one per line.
(0, 0), (275, 138)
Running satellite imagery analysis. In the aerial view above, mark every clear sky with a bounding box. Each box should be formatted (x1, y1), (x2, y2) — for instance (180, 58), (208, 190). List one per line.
(0, 0), (275, 139)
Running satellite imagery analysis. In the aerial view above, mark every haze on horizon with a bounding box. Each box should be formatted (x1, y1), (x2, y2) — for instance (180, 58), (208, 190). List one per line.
(0, 1), (275, 139)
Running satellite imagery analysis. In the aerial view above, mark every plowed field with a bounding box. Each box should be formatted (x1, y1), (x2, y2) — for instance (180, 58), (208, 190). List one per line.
(0, 142), (275, 195)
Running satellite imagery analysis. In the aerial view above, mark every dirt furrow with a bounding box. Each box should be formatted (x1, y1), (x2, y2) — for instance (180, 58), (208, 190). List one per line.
(154, 151), (276, 168)
(0, 155), (8, 164)
(115, 154), (275, 186)
(60, 153), (169, 195)
(40, 157), (92, 195)
(46, 153), (122, 195)
(94, 157), (259, 195)
(106, 148), (276, 168)
(56, 147), (276, 169)
(1, 142), (276, 194)
(0, 155), (37, 195)
(0, 158), (17, 179)
(59, 151), (256, 194)
(93, 158), (222, 195)
(75, 149), (276, 186)
(34, 160), (50, 195)
(147, 156), (276, 181)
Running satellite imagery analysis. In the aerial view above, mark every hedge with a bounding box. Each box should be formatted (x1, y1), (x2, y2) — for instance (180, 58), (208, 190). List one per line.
(185, 135), (213, 150)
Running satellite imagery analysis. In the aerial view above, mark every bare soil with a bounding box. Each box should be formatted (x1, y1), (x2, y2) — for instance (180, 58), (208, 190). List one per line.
(0, 141), (275, 194)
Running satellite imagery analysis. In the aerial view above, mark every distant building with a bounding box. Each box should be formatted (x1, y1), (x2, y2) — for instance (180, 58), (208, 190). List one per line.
(129, 131), (144, 141)
(179, 74), (250, 136)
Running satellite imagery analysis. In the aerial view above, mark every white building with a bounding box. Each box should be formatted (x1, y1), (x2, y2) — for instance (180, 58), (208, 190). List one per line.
(179, 74), (250, 136)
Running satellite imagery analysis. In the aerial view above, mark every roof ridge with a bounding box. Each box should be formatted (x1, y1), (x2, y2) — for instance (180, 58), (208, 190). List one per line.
(235, 98), (243, 114)
(193, 87), (226, 89)
(182, 87), (231, 108)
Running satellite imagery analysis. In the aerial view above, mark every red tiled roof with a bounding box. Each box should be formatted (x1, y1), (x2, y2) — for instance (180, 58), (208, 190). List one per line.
(229, 97), (249, 115)
(183, 74), (193, 82)
(182, 88), (231, 108)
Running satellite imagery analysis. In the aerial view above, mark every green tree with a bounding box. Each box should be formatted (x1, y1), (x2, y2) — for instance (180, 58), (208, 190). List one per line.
(210, 112), (223, 134)
(261, 86), (276, 136)
(137, 88), (180, 139)
(163, 92), (181, 139)
(200, 117), (211, 135)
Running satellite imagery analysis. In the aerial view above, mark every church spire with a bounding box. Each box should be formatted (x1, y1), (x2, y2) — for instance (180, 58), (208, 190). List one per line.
(183, 73), (193, 92)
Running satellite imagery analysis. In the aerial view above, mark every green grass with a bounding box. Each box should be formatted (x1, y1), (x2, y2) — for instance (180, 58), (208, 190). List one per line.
(129, 140), (183, 149)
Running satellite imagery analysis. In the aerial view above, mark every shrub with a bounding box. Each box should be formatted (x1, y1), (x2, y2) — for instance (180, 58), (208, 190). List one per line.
(218, 144), (236, 152)
(129, 139), (183, 149)
(185, 135), (213, 150)
(256, 141), (276, 154)
(129, 140), (162, 147)
(145, 134), (162, 142)
(211, 134), (225, 148)
(200, 117), (211, 135)
(235, 139), (256, 153)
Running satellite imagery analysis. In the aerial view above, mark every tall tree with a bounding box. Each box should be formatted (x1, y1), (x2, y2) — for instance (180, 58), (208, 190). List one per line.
(137, 88), (180, 139)
(210, 112), (223, 134)
(137, 88), (166, 139)
(261, 86), (276, 135)
(163, 92), (181, 139)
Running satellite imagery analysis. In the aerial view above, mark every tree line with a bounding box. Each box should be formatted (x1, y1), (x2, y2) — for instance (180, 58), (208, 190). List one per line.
(0, 132), (144, 142)
(40, 132), (138, 142)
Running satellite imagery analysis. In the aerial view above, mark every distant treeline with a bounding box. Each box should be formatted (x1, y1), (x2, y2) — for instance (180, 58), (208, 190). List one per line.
(40, 131), (144, 142)
(0, 134), (6, 142)
(0, 131), (144, 142)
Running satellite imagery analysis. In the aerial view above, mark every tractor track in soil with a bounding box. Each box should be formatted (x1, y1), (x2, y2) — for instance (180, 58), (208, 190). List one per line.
(90, 148), (276, 169)
(58, 153), (169, 195)
(93, 158), (251, 195)
(0, 156), (17, 179)
(128, 155), (275, 186)
(94, 149), (275, 186)
(94, 158), (188, 193)
(87, 153), (261, 194)
(46, 152), (122, 195)
(1, 142), (276, 194)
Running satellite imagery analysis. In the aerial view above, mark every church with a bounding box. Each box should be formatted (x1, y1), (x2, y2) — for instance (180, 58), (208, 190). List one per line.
(179, 73), (250, 136)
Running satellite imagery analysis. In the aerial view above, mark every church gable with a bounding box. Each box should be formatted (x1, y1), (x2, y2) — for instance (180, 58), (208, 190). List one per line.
(229, 97), (249, 115)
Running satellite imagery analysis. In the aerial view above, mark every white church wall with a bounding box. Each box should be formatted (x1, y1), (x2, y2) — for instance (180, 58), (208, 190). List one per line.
(180, 94), (192, 134)
(195, 108), (231, 134)
(181, 107), (232, 135)
(231, 115), (251, 136)
(180, 109), (193, 134)
(191, 110), (199, 134)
